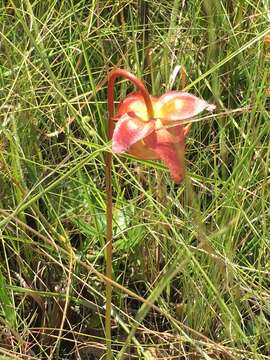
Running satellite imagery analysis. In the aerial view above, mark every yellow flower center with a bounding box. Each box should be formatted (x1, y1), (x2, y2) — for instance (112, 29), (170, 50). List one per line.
(129, 97), (186, 123)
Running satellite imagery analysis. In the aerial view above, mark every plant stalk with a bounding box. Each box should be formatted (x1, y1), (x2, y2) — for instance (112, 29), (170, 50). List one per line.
(106, 68), (153, 359)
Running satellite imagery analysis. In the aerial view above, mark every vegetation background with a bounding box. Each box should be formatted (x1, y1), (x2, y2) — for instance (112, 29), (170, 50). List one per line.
(0, 0), (269, 359)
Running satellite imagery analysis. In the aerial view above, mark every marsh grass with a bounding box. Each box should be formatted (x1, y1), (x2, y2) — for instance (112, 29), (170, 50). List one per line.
(0, 1), (270, 359)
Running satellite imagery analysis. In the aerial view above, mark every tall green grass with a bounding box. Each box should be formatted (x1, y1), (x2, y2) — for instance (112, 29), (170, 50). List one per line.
(0, 1), (269, 359)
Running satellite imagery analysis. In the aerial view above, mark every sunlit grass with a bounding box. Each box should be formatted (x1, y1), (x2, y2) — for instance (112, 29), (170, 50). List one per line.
(0, 1), (269, 359)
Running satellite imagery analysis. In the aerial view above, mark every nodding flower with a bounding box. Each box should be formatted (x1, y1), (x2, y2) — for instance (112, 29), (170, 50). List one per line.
(108, 69), (215, 183)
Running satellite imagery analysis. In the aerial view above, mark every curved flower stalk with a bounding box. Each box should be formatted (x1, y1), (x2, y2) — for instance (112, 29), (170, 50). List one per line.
(105, 69), (154, 359)
(105, 68), (215, 359)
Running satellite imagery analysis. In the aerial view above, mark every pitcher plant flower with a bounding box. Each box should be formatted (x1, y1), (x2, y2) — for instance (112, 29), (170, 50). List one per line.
(105, 68), (215, 359)
(110, 70), (215, 183)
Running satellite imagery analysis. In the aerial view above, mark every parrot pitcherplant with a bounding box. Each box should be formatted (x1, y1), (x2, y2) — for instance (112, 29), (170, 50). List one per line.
(110, 71), (215, 182)
(105, 68), (215, 359)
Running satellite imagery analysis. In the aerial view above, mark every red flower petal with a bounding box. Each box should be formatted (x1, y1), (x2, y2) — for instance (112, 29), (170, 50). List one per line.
(146, 138), (186, 183)
(157, 91), (215, 121)
(117, 92), (158, 122)
(117, 92), (147, 120)
(154, 143), (185, 183)
(128, 141), (158, 160)
(112, 112), (155, 153)
(144, 125), (188, 183)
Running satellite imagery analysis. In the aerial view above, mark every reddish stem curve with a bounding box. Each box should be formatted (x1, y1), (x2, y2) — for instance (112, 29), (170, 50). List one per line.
(107, 68), (154, 130)
(105, 69), (153, 358)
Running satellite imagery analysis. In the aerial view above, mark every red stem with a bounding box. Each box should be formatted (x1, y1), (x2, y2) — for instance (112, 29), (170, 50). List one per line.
(107, 68), (154, 128)
(105, 68), (153, 358)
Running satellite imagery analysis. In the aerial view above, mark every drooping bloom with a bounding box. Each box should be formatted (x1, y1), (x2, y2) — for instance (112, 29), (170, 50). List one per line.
(109, 70), (215, 183)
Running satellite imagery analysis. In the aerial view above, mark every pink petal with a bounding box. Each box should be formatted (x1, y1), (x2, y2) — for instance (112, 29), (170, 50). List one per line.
(144, 125), (187, 183)
(128, 141), (158, 160)
(117, 92), (158, 122)
(112, 112), (155, 153)
(158, 91), (215, 121)
(151, 141), (186, 183)
(117, 92), (147, 117)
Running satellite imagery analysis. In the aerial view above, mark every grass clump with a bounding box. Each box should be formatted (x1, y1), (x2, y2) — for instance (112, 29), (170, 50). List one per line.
(0, 1), (269, 359)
